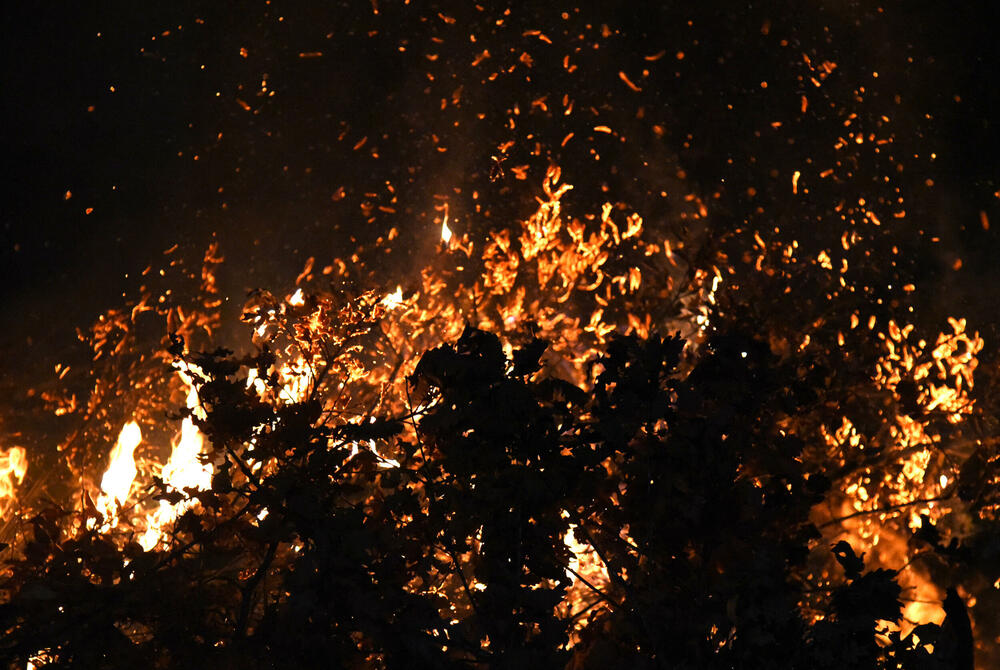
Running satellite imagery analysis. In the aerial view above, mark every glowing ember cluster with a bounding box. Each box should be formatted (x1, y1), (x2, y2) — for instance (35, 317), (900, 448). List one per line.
(810, 317), (985, 631)
(827, 316), (983, 540)
(365, 166), (708, 395)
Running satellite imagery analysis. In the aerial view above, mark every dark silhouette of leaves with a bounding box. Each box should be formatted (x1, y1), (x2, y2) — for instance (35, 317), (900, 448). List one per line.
(832, 540), (866, 581)
(0, 323), (977, 669)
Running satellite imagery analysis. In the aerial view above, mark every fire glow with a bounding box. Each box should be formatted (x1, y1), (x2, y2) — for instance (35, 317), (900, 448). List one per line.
(5, 164), (985, 653)
(0, 5), (994, 663)
(90, 366), (213, 549)
(0, 446), (28, 518)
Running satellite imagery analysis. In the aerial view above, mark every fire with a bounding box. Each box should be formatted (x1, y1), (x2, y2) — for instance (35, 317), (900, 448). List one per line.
(822, 317), (984, 536)
(161, 386), (211, 492)
(812, 315), (986, 636)
(380, 285), (406, 309)
(287, 287), (306, 307)
(562, 522), (612, 637)
(12, 159), (990, 664)
(0, 446), (28, 516)
(139, 368), (213, 550)
(91, 366), (213, 549)
(440, 212), (453, 245)
(98, 421), (141, 519)
(1, 0), (993, 662)
(213, 167), (706, 639)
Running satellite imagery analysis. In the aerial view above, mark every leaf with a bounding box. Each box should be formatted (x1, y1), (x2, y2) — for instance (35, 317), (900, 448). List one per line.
(832, 568), (903, 622)
(831, 540), (865, 580)
(512, 337), (548, 377)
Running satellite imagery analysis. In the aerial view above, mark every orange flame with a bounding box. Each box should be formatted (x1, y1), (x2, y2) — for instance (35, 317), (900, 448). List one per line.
(0, 446), (28, 516)
(100, 421), (141, 511)
(91, 366), (214, 547)
(139, 368), (213, 550)
(380, 286), (406, 310)
(440, 204), (453, 245)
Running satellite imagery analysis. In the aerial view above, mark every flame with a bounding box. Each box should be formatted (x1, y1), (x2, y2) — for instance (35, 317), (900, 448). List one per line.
(90, 366), (214, 548)
(223, 168), (703, 633)
(440, 205), (453, 245)
(349, 438), (401, 469)
(99, 421), (141, 513)
(50, 160), (983, 655)
(824, 317), (983, 541)
(162, 379), (212, 491)
(562, 522), (611, 637)
(0, 446), (28, 516)
(812, 316), (986, 635)
(380, 286), (405, 310)
(139, 368), (213, 550)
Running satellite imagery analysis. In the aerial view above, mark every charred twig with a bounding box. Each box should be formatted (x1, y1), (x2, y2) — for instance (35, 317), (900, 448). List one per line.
(564, 565), (619, 611)
(223, 441), (262, 491)
(152, 499), (254, 571)
(568, 595), (609, 622)
(404, 384), (431, 469)
(235, 539), (279, 638)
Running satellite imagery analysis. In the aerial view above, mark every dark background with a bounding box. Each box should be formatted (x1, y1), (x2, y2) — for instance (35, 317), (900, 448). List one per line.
(2, 0), (997, 373)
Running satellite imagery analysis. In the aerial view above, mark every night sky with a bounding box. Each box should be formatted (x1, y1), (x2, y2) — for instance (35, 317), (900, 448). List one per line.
(2, 1), (998, 374)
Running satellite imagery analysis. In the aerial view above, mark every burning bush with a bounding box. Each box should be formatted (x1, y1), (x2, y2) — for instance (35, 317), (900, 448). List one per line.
(0, 169), (994, 669)
(0, 320), (977, 668)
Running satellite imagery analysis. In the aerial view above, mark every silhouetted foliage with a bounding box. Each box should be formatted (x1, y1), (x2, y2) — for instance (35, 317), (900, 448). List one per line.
(0, 326), (976, 669)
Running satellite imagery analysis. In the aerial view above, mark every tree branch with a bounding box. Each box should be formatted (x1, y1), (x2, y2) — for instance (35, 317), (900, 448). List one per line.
(236, 539), (279, 638)
(819, 495), (951, 528)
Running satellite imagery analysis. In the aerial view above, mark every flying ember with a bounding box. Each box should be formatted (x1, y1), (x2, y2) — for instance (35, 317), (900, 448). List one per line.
(0, 2), (996, 669)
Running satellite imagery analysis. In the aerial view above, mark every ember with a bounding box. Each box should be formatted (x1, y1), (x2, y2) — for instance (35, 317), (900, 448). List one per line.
(1, 2), (998, 669)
